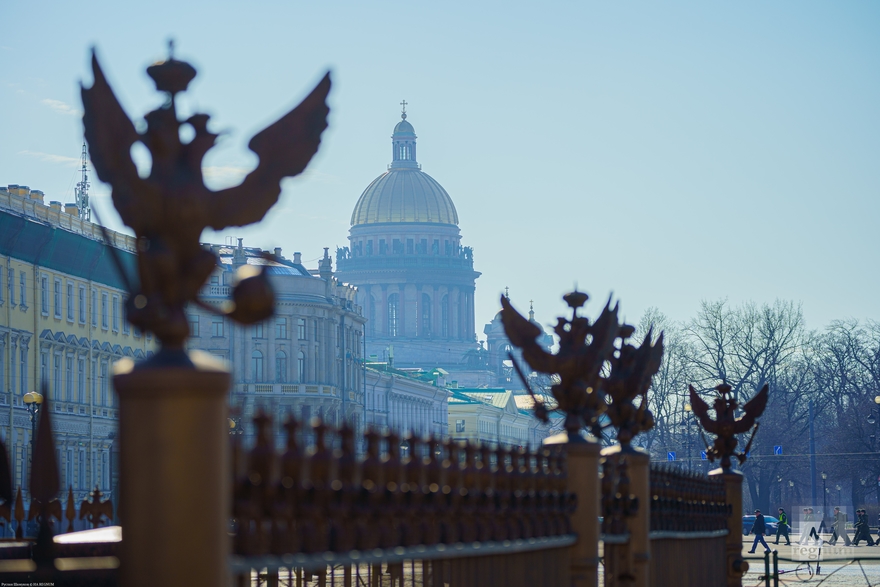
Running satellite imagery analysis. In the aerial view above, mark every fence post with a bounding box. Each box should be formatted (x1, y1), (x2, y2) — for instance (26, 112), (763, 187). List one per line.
(710, 468), (747, 587)
(546, 432), (600, 587)
(601, 445), (650, 587)
(114, 351), (231, 587)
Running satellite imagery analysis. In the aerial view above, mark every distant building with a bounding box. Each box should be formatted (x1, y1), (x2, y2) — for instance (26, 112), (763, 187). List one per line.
(336, 108), (481, 374)
(483, 299), (554, 387)
(448, 387), (552, 448)
(363, 364), (449, 438)
(186, 243), (366, 433)
(0, 184), (153, 501)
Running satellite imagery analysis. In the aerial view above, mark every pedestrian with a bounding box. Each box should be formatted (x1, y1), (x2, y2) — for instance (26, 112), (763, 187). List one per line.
(799, 507), (821, 545)
(828, 507), (852, 546)
(748, 509), (771, 554)
(853, 509), (875, 546)
(774, 507), (791, 546)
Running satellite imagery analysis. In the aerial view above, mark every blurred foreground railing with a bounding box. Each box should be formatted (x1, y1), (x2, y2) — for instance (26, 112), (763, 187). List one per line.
(230, 412), (576, 586)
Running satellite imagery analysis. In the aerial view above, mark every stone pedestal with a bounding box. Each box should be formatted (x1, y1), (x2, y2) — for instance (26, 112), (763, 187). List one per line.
(601, 445), (650, 587)
(114, 350), (231, 587)
(710, 467), (747, 587)
(545, 432), (600, 587)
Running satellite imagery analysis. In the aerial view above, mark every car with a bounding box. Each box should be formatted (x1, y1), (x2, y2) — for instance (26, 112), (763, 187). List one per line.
(742, 515), (779, 536)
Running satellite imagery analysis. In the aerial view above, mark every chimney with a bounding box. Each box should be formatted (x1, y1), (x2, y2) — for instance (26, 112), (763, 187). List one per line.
(232, 238), (247, 270)
(293, 252), (302, 265)
(49, 200), (62, 212)
(274, 247), (282, 259)
(319, 247), (332, 295)
(64, 203), (79, 215)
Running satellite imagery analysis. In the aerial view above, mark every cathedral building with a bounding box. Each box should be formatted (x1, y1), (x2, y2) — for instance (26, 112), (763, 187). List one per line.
(336, 107), (481, 371)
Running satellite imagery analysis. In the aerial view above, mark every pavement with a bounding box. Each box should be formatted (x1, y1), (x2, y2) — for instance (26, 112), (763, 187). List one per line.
(741, 534), (880, 586)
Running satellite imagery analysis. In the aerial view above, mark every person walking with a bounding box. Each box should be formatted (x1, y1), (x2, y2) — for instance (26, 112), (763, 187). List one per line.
(828, 507), (852, 546)
(774, 507), (791, 546)
(748, 509), (771, 554)
(799, 507), (822, 545)
(853, 509), (876, 546)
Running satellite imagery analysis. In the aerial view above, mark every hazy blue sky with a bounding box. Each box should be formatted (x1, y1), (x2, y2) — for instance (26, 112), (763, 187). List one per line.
(2, 1), (878, 336)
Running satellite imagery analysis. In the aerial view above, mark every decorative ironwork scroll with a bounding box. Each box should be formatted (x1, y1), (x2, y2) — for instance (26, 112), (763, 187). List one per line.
(81, 43), (331, 353)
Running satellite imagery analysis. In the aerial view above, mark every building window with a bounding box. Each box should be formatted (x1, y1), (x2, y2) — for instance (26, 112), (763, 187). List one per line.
(53, 278), (62, 318)
(211, 316), (224, 337)
(19, 272), (26, 307)
(276, 317), (288, 339)
(91, 359), (98, 404)
(406, 239), (414, 254)
(188, 314), (199, 337)
(78, 286), (86, 323)
(421, 293), (431, 336)
(275, 350), (287, 382)
(100, 362), (108, 405)
(91, 290), (97, 326)
(297, 318), (306, 340)
(79, 451), (85, 490)
(314, 320), (319, 342)
(251, 350), (264, 382)
(456, 419), (465, 433)
(41, 276), (49, 314)
(297, 351), (305, 382)
(53, 354), (61, 396)
(122, 297), (130, 334)
(101, 293), (108, 329)
(253, 322), (264, 339)
(66, 282), (74, 321)
(441, 295), (449, 338)
(65, 356), (73, 401)
(387, 294), (399, 337)
(19, 348), (27, 395)
(112, 295), (120, 332)
(40, 353), (48, 385)
(78, 359), (85, 403)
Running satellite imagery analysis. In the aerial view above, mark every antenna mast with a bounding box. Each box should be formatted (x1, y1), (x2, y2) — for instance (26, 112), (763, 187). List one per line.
(75, 141), (90, 221)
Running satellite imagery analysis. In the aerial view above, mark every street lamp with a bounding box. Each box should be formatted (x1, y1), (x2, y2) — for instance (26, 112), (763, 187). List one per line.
(681, 403), (696, 472)
(821, 472), (828, 531)
(867, 396), (880, 448)
(22, 391), (43, 487)
(836, 484), (842, 508)
(228, 417), (243, 436)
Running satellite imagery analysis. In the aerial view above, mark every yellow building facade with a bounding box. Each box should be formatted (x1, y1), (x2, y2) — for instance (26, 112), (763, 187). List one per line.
(0, 184), (152, 503)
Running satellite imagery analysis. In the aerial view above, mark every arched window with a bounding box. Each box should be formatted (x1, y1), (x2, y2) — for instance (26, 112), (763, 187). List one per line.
(441, 295), (449, 338)
(388, 294), (400, 337)
(275, 350), (287, 382)
(421, 293), (431, 337)
(297, 351), (306, 382)
(251, 350), (264, 382)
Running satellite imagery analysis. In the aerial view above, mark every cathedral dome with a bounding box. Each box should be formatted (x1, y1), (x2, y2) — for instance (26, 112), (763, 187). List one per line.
(351, 168), (458, 226)
(351, 108), (458, 226)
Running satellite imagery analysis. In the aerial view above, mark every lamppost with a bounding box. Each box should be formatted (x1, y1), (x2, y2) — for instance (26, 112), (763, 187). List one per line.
(821, 472), (828, 532)
(836, 484), (842, 508)
(681, 403), (696, 472)
(22, 390), (43, 489)
(867, 396), (880, 448)
(228, 417), (244, 436)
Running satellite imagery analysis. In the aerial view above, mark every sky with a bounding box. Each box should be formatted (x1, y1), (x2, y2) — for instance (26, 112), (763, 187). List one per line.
(2, 1), (879, 337)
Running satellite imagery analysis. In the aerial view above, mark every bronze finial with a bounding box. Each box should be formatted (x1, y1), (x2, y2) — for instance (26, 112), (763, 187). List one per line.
(81, 47), (331, 357)
(688, 383), (769, 471)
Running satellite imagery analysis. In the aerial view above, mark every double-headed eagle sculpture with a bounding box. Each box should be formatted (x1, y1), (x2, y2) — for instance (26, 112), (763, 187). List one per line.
(81, 44), (330, 354)
(688, 383), (768, 470)
(500, 292), (663, 444)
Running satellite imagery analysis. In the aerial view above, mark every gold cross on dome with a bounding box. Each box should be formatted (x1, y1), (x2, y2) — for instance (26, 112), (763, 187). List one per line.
(400, 99), (407, 114)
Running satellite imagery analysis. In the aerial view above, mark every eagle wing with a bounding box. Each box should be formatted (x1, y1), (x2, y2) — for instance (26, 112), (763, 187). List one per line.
(688, 385), (718, 435)
(733, 383), (769, 434)
(81, 50), (146, 231)
(499, 295), (556, 373)
(208, 73), (331, 230)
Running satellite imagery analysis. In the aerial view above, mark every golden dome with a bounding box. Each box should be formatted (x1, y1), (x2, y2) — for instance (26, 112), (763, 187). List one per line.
(351, 168), (459, 226)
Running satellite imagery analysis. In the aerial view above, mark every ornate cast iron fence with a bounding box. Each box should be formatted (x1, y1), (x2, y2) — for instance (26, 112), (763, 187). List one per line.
(230, 411), (575, 586)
